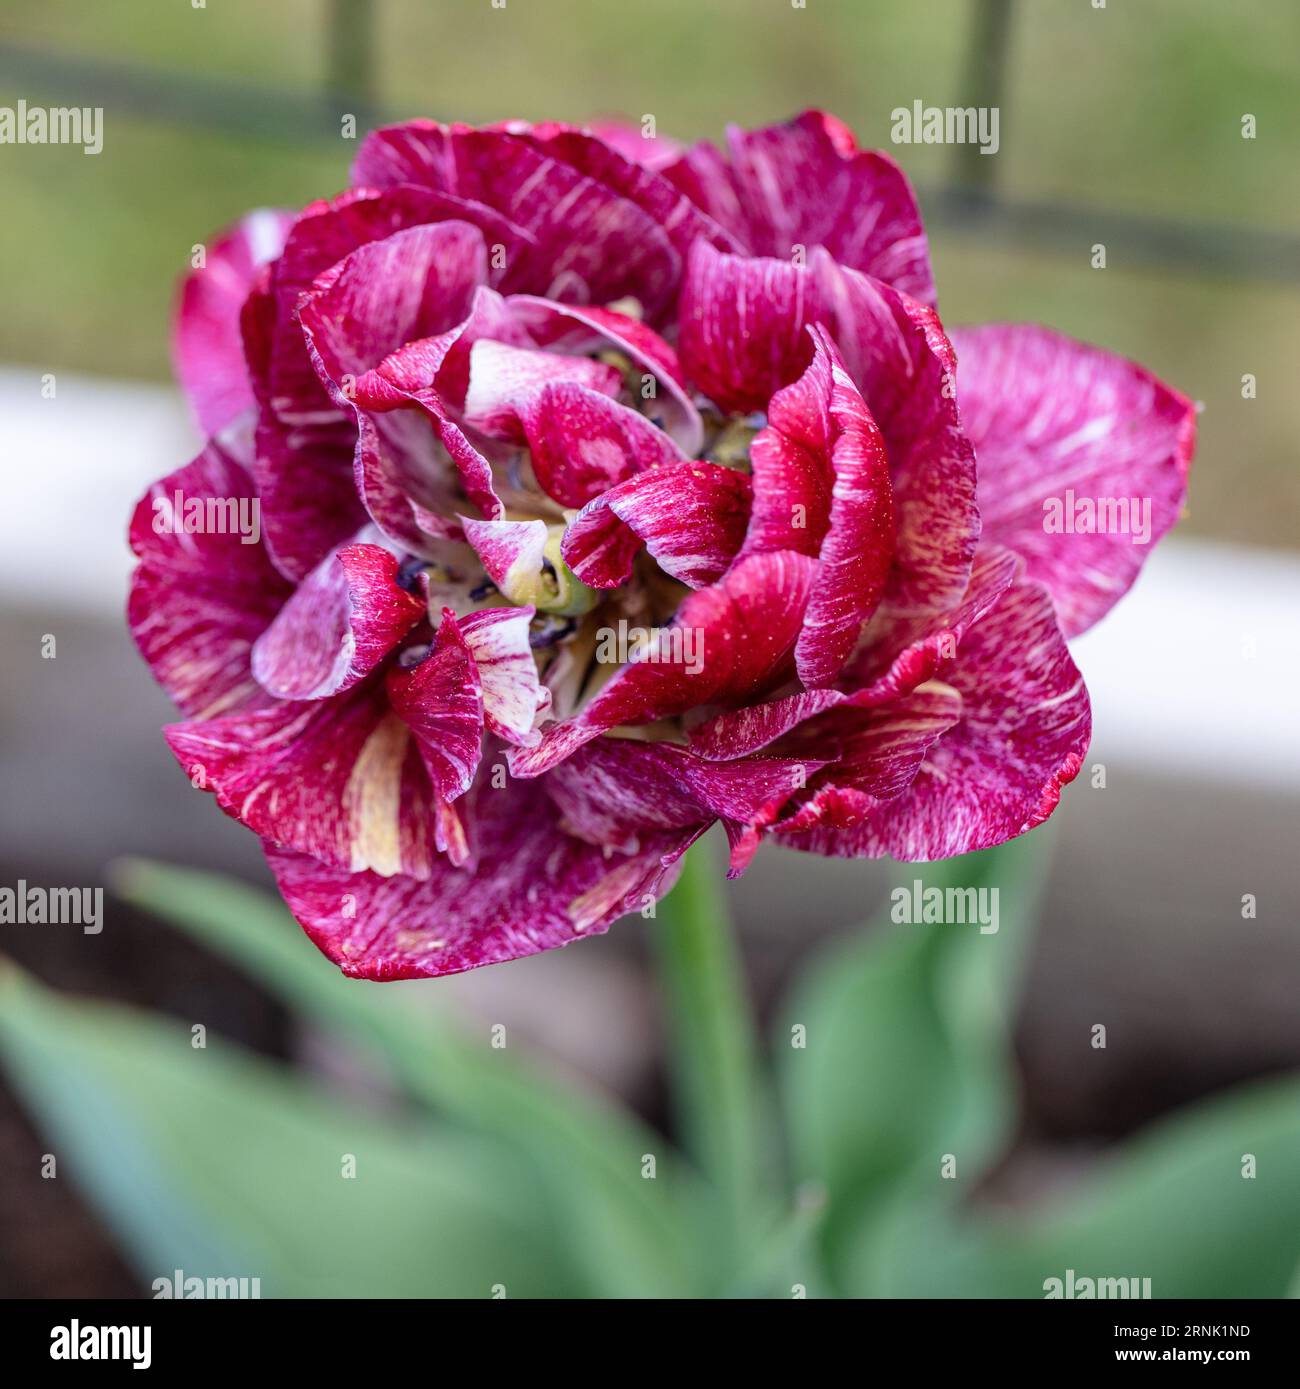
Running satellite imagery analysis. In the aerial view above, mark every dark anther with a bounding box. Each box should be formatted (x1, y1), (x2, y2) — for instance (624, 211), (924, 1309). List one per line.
(529, 615), (576, 650)
(468, 579), (499, 601)
(395, 555), (428, 592)
(397, 642), (432, 669)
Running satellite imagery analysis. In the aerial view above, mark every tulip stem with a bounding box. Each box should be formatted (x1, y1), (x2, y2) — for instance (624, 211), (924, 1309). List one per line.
(653, 836), (765, 1272)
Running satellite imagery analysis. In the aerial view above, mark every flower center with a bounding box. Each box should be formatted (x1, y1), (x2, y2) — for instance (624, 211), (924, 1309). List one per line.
(700, 409), (765, 470)
(396, 329), (771, 723)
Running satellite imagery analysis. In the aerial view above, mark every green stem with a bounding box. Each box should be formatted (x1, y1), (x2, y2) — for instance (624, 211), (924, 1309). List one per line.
(652, 837), (765, 1270)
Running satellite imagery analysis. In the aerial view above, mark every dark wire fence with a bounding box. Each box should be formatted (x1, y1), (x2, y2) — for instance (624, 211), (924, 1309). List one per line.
(1, 0), (1296, 284)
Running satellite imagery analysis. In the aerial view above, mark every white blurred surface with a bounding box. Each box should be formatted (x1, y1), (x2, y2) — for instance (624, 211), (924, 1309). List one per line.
(0, 367), (199, 615)
(1072, 538), (1300, 793)
(2, 367), (1296, 792)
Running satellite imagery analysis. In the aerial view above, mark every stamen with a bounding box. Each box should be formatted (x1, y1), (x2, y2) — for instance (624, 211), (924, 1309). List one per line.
(705, 412), (766, 470)
(529, 615), (578, 650)
(397, 642), (432, 669)
(395, 554), (430, 592)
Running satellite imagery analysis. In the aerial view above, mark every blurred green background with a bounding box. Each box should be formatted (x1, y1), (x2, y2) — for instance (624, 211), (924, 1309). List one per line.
(2, 0), (1297, 546)
(7, 838), (1300, 1299)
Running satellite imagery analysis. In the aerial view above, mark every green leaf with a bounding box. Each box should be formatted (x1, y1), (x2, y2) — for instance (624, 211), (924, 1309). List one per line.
(724, 1181), (834, 1299)
(0, 960), (575, 1297)
(863, 1071), (1300, 1298)
(776, 831), (1050, 1287)
(110, 858), (705, 1297)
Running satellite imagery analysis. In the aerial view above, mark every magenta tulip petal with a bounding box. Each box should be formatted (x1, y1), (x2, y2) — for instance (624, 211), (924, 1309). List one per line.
(507, 296), (704, 455)
(360, 285), (531, 405)
(679, 244), (818, 415)
(253, 413), (365, 584)
(738, 326), (895, 685)
(352, 123), (687, 321)
(681, 242), (978, 615)
(585, 120), (683, 172)
(347, 308), (511, 536)
(266, 780), (691, 979)
(847, 544), (1019, 701)
(690, 687), (844, 762)
(562, 462), (752, 589)
(814, 264), (978, 614)
(780, 577), (1091, 859)
(949, 324), (1197, 636)
(350, 391), (504, 553)
(773, 682), (963, 833)
(299, 222), (489, 389)
(173, 209), (292, 435)
(461, 339), (622, 440)
(691, 545), (1019, 759)
(459, 515), (549, 602)
(663, 109), (933, 303)
(456, 607), (552, 745)
(347, 289), (522, 527)
(275, 186), (527, 329)
(250, 541), (425, 701)
(528, 125), (740, 270)
(516, 382), (686, 508)
(419, 410), (504, 521)
(129, 431), (291, 719)
(251, 188), (491, 580)
(348, 413), (450, 557)
(547, 738), (825, 871)
(297, 226), (511, 551)
(386, 620), (484, 804)
(166, 686), (443, 879)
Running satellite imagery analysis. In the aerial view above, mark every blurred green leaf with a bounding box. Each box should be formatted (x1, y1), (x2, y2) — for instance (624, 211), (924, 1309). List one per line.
(778, 897), (948, 1258)
(725, 1181), (834, 1300)
(776, 831), (1049, 1287)
(111, 858), (705, 1296)
(860, 1071), (1300, 1298)
(0, 960), (576, 1297)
